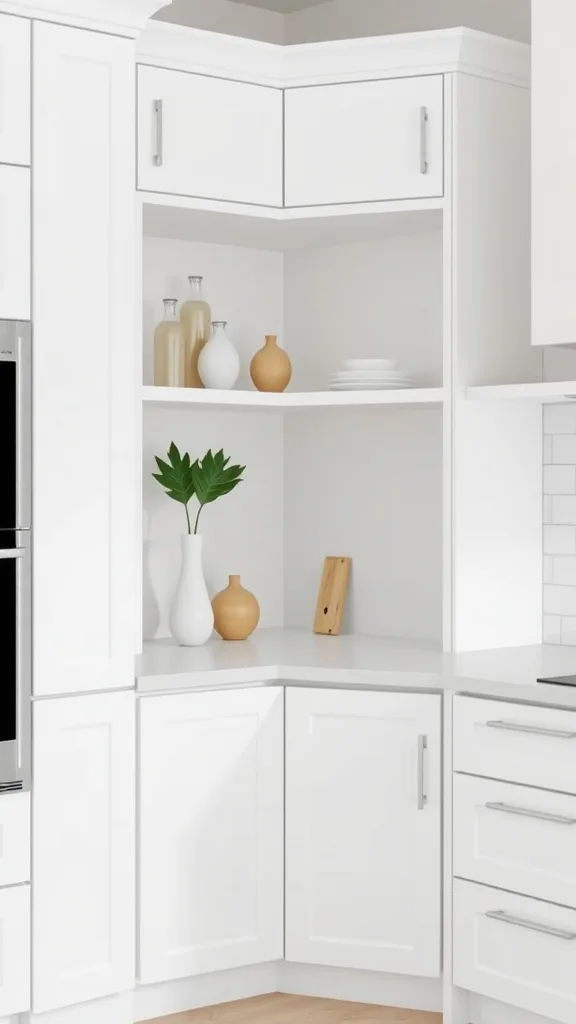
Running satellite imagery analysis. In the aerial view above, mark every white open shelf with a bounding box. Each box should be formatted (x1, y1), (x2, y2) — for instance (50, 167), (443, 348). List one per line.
(142, 385), (444, 411)
(467, 381), (576, 403)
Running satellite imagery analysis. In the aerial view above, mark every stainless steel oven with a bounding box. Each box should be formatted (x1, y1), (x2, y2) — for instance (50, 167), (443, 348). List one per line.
(0, 322), (31, 792)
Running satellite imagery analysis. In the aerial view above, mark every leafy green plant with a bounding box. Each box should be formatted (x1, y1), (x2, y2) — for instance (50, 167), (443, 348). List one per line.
(153, 442), (244, 534)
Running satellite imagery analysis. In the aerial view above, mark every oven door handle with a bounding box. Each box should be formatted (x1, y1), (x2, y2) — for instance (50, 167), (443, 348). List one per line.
(0, 548), (25, 559)
(15, 536), (31, 783)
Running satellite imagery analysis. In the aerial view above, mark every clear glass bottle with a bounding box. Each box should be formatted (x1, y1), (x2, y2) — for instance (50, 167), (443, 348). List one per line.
(179, 275), (211, 388)
(154, 299), (186, 387)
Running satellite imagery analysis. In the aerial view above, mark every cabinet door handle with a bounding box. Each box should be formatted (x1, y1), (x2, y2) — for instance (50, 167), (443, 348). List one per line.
(485, 719), (576, 739)
(485, 801), (576, 826)
(419, 106), (428, 174)
(153, 99), (163, 167)
(417, 734), (427, 810)
(486, 910), (576, 941)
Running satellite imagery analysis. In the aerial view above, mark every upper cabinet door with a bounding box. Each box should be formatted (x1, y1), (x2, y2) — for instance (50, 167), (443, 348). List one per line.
(286, 688), (441, 977)
(139, 688), (284, 983)
(532, 0), (576, 345)
(0, 14), (30, 166)
(33, 23), (137, 695)
(0, 165), (30, 319)
(285, 76), (443, 207)
(137, 65), (283, 206)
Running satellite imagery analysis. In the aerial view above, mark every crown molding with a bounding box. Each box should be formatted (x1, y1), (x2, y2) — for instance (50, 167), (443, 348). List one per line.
(0, 0), (171, 36)
(137, 24), (529, 89)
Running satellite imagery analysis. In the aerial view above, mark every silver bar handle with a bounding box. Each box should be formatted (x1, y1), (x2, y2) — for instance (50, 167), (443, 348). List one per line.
(420, 106), (428, 174)
(486, 910), (576, 941)
(153, 99), (163, 167)
(486, 719), (576, 739)
(486, 801), (576, 826)
(417, 734), (427, 810)
(0, 548), (25, 560)
(16, 533), (31, 778)
(16, 329), (31, 531)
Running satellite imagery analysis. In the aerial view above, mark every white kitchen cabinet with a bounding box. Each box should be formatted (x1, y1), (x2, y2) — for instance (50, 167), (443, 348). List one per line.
(532, 0), (576, 344)
(139, 687), (284, 983)
(33, 22), (137, 695)
(284, 76), (443, 207)
(137, 65), (283, 206)
(0, 791), (30, 887)
(32, 692), (135, 1014)
(0, 884), (30, 1016)
(285, 688), (441, 976)
(453, 877), (576, 1024)
(0, 13), (30, 166)
(0, 165), (30, 320)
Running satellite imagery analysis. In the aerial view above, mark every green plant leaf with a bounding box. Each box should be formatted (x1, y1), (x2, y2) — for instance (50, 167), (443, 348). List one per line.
(152, 445), (196, 506)
(192, 448), (245, 507)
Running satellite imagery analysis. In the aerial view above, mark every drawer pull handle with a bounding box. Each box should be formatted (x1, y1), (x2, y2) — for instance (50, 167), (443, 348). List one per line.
(420, 106), (428, 174)
(486, 801), (576, 825)
(486, 910), (576, 941)
(417, 734), (427, 810)
(153, 99), (163, 167)
(486, 719), (576, 739)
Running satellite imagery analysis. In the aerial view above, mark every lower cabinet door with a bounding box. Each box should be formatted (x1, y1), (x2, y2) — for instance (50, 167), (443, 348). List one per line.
(285, 688), (441, 976)
(453, 878), (576, 1024)
(0, 883), (30, 1016)
(138, 687), (284, 982)
(32, 692), (135, 1013)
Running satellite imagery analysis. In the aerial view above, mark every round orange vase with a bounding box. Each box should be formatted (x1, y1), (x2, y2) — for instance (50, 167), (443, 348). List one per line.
(212, 575), (260, 641)
(250, 335), (292, 393)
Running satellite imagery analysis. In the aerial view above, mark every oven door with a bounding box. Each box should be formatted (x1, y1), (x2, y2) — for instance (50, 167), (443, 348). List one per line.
(0, 532), (31, 791)
(0, 321), (31, 531)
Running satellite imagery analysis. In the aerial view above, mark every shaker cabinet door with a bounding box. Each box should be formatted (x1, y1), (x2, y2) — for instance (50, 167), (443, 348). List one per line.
(0, 884), (30, 1017)
(137, 64), (283, 206)
(139, 687), (284, 982)
(0, 13), (30, 166)
(285, 687), (442, 976)
(0, 165), (30, 319)
(284, 75), (443, 207)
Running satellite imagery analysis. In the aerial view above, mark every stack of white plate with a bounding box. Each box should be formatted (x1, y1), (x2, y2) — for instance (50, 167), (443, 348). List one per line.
(328, 359), (416, 391)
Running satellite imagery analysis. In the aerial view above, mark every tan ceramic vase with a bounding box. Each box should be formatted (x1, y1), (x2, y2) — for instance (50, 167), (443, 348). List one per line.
(212, 575), (260, 641)
(250, 335), (292, 393)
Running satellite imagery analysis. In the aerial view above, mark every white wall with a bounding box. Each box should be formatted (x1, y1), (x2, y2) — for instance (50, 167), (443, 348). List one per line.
(284, 0), (531, 44)
(153, 0), (284, 43)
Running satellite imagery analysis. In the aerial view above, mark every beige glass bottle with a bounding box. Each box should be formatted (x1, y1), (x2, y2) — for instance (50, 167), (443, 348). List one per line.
(179, 275), (211, 388)
(154, 298), (186, 387)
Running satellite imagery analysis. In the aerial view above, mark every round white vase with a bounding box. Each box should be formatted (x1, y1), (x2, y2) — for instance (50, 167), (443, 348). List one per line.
(170, 534), (214, 647)
(198, 320), (240, 389)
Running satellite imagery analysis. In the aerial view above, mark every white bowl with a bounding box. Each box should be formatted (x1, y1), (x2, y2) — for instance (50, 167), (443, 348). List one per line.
(342, 358), (397, 371)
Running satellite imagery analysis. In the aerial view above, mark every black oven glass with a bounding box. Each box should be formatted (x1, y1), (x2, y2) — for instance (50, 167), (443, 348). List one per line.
(0, 360), (16, 531)
(0, 533), (16, 742)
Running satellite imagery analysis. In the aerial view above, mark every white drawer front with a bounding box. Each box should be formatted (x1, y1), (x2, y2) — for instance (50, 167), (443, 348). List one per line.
(0, 792), (30, 886)
(0, 884), (30, 1016)
(453, 696), (576, 792)
(454, 774), (576, 907)
(454, 879), (576, 1024)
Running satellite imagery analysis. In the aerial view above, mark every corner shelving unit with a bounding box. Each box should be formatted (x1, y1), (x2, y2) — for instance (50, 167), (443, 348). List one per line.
(142, 385), (445, 411)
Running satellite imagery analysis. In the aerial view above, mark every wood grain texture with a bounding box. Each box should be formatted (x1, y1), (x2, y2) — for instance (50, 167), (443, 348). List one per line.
(146, 994), (442, 1023)
(313, 556), (351, 635)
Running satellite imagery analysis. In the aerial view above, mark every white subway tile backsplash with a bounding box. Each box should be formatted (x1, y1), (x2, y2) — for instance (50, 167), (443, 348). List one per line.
(544, 464), (576, 494)
(553, 434), (576, 464)
(544, 404), (576, 434)
(543, 435), (553, 463)
(544, 525), (576, 554)
(543, 495), (553, 524)
(551, 495), (576, 524)
(543, 614), (562, 644)
(544, 584), (576, 616)
(561, 617), (576, 646)
(543, 556), (554, 583)
(552, 556), (576, 585)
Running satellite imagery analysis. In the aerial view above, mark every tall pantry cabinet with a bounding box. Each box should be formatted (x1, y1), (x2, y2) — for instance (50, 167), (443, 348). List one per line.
(21, 2), (167, 1021)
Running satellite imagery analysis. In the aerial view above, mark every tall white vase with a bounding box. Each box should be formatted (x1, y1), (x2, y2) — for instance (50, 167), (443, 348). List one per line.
(198, 320), (240, 389)
(170, 534), (214, 646)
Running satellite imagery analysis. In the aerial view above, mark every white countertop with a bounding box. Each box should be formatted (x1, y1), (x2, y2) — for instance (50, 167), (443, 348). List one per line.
(136, 629), (576, 707)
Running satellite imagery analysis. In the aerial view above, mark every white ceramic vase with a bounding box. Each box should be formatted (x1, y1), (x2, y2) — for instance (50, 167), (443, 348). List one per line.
(170, 534), (214, 647)
(198, 320), (240, 389)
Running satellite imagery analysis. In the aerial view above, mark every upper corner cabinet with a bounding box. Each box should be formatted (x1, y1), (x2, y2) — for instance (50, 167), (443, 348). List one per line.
(137, 65), (283, 207)
(284, 76), (443, 208)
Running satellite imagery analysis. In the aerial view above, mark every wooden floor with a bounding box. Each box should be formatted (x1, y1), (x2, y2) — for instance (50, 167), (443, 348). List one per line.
(148, 994), (442, 1023)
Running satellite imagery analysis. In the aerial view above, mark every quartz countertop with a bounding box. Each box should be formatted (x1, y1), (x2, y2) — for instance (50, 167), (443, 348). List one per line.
(136, 629), (576, 708)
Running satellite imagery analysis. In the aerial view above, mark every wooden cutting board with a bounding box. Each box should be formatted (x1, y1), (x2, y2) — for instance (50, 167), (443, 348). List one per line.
(313, 556), (351, 635)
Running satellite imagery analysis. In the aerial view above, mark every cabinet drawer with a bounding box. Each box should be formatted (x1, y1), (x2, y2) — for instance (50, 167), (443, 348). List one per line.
(454, 774), (576, 907)
(285, 75), (443, 207)
(0, 884), (30, 1016)
(454, 878), (576, 1024)
(453, 696), (576, 792)
(0, 792), (30, 886)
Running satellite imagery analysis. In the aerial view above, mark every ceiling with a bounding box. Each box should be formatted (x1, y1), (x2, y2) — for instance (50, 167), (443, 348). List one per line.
(224, 0), (330, 11)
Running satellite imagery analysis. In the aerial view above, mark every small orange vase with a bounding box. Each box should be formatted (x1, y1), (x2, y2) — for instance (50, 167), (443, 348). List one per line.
(250, 334), (292, 393)
(212, 575), (260, 641)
